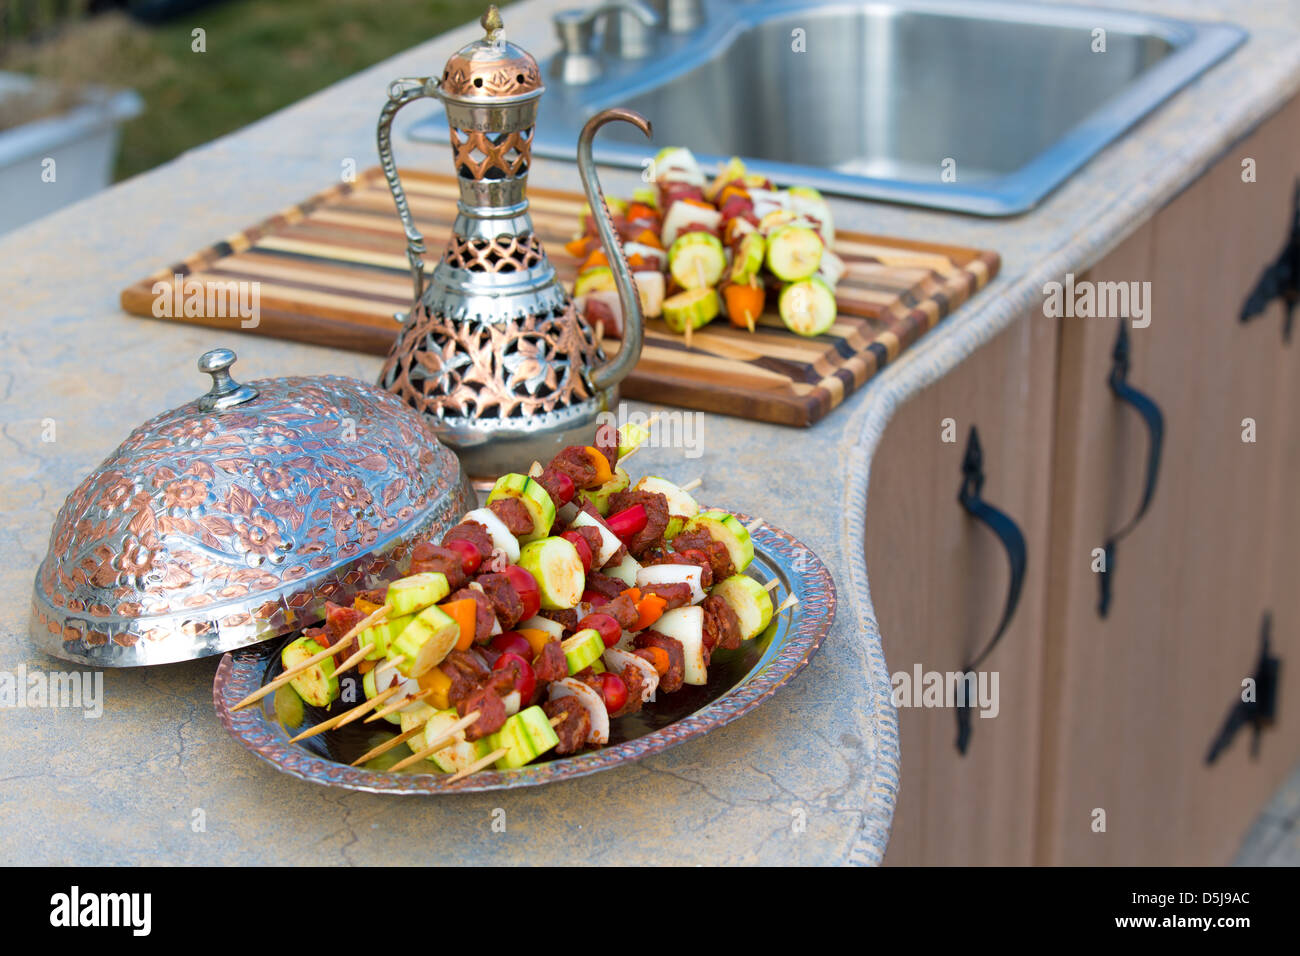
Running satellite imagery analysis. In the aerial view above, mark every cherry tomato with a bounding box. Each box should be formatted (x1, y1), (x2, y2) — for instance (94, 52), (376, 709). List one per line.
(600, 672), (629, 714)
(605, 504), (648, 542)
(581, 589), (609, 606)
(443, 537), (483, 575)
(560, 530), (594, 573)
(548, 469), (576, 505)
(677, 548), (710, 569)
(493, 652), (536, 703)
(578, 612), (621, 649)
(503, 564), (541, 620)
(490, 631), (533, 659)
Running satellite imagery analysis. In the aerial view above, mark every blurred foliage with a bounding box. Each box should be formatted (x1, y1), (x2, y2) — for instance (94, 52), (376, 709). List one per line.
(1, 0), (488, 179)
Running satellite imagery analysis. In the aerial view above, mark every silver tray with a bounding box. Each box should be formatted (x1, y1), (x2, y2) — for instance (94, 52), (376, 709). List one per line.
(213, 516), (835, 794)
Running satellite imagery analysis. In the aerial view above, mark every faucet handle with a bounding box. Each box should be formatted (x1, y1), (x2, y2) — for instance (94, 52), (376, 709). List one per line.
(554, 1), (661, 79)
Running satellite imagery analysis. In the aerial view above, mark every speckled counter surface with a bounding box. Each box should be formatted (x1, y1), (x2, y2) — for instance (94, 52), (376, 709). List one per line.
(1, 0), (1298, 866)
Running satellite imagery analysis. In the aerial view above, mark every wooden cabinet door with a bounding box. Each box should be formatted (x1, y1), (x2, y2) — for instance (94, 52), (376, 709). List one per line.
(869, 310), (1059, 866)
(1038, 94), (1300, 865)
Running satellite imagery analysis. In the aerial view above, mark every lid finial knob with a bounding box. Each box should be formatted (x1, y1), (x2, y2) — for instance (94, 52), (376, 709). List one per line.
(481, 4), (504, 42)
(197, 348), (259, 411)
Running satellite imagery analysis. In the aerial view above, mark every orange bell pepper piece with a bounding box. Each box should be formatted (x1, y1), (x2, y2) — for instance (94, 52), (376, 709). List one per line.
(517, 628), (552, 658)
(441, 598), (478, 651)
(620, 587), (642, 604)
(639, 646), (671, 676)
(723, 280), (766, 332)
(633, 228), (663, 250)
(626, 202), (659, 223)
(417, 666), (452, 709)
(565, 236), (598, 259)
(632, 593), (667, 631)
(580, 249), (609, 272)
(583, 446), (614, 485)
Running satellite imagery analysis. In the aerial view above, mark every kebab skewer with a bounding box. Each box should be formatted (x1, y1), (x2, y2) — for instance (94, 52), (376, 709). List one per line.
(257, 424), (790, 777)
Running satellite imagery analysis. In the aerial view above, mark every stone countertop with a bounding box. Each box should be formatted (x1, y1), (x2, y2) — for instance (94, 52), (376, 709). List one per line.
(1, 0), (1297, 865)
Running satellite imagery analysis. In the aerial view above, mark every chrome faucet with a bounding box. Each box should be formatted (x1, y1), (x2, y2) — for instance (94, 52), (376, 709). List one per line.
(552, 0), (662, 83)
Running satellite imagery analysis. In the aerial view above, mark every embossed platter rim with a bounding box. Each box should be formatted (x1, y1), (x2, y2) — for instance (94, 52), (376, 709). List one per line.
(213, 516), (836, 794)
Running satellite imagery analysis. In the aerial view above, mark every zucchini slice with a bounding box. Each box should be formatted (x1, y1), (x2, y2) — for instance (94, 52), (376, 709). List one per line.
(517, 536), (585, 610)
(766, 224), (824, 281)
(360, 613), (414, 660)
(385, 572), (450, 618)
(463, 507), (521, 564)
(487, 473), (557, 541)
(577, 467), (630, 516)
(489, 705), (562, 769)
(778, 277), (837, 337)
(548, 678), (610, 746)
(561, 628), (605, 675)
(387, 604), (459, 677)
(710, 574), (775, 641)
(281, 636), (338, 708)
(683, 509), (754, 573)
(728, 232), (766, 284)
(669, 232), (726, 290)
(422, 707), (490, 773)
(652, 606), (708, 686)
(662, 288), (719, 334)
(617, 421), (651, 460)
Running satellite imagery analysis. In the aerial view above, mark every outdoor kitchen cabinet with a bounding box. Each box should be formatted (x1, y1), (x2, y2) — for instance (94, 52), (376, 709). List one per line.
(874, 93), (1300, 866)
(1037, 93), (1300, 866)
(869, 309), (1060, 867)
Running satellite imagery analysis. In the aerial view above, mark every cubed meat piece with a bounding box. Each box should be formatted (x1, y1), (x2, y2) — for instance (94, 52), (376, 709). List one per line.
(487, 496), (534, 538)
(543, 697), (590, 755)
(457, 685), (507, 741)
(634, 630), (686, 693)
(607, 489), (670, 558)
(475, 573), (524, 631)
(532, 638), (569, 684)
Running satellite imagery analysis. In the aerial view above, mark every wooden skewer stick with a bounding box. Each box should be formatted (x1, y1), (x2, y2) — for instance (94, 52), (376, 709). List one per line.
(617, 414), (661, 465)
(232, 604), (391, 711)
(529, 460), (543, 478)
(775, 593), (799, 615)
(743, 309), (755, 334)
(387, 709), (481, 772)
(287, 684), (402, 744)
(745, 517), (764, 533)
(329, 641), (377, 683)
(684, 319), (694, 350)
(365, 688), (433, 724)
(447, 747), (507, 783)
(764, 578), (780, 592)
(680, 477), (703, 493)
(445, 714), (567, 784)
(350, 724), (426, 767)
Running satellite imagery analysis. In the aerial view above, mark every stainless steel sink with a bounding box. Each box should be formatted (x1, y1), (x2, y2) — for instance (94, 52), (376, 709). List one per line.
(410, 0), (1244, 216)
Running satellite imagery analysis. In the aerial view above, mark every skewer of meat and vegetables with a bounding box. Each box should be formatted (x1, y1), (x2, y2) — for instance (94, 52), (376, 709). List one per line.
(566, 148), (843, 344)
(214, 422), (833, 792)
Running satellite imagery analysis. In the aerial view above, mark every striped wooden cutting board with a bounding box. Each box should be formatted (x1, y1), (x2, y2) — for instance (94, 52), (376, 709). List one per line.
(120, 167), (999, 426)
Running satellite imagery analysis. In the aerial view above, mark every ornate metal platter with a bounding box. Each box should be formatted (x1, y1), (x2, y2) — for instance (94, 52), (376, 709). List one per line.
(213, 518), (835, 794)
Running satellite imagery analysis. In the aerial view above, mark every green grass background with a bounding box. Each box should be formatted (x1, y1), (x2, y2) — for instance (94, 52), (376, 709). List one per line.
(3, 0), (487, 179)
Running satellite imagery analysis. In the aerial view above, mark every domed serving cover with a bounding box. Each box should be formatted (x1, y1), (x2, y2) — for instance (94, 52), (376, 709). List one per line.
(30, 349), (475, 666)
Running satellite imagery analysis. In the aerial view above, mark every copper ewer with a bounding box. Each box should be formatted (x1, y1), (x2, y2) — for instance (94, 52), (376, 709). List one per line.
(375, 5), (650, 476)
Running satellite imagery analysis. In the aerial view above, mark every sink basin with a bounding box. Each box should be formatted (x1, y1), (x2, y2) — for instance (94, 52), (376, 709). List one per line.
(410, 0), (1244, 216)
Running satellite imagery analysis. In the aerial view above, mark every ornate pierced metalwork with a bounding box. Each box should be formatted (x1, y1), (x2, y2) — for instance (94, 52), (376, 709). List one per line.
(449, 125), (533, 181)
(381, 299), (602, 420)
(30, 354), (474, 666)
(374, 6), (648, 473)
(442, 232), (543, 273)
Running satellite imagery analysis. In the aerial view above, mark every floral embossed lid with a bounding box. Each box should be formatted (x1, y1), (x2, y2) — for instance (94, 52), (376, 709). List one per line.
(438, 5), (543, 103)
(30, 348), (475, 666)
